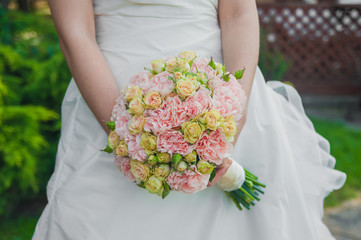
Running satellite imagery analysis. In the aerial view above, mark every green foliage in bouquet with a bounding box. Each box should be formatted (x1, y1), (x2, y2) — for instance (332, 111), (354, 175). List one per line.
(0, 9), (71, 217)
(258, 28), (290, 81)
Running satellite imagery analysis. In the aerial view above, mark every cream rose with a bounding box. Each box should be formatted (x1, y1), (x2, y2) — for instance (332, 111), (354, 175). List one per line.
(176, 79), (196, 99)
(220, 115), (237, 142)
(145, 175), (164, 196)
(182, 119), (205, 144)
(115, 140), (128, 157)
(129, 115), (145, 135)
(107, 130), (120, 149)
(125, 86), (142, 102)
(176, 160), (188, 172)
(178, 51), (196, 62)
(128, 98), (145, 115)
(140, 132), (157, 155)
(151, 59), (165, 74)
(130, 159), (150, 182)
(144, 91), (162, 109)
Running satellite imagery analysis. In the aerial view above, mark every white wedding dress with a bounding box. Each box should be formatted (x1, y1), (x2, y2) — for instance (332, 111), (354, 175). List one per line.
(32, 0), (346, 239)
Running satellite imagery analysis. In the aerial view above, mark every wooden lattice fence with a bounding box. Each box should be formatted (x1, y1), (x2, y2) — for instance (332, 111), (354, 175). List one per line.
(258, 4), (361, 95)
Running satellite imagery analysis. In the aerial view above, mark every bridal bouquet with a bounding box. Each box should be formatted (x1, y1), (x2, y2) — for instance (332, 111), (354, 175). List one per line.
(102, 51), (265, 211)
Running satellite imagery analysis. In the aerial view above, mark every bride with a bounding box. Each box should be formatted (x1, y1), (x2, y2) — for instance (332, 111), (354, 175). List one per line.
(32, 0), (346, 239)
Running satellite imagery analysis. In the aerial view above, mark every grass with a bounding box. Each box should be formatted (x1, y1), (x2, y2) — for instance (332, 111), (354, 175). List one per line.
(310, 117), (361, 207)
(0, 215), (39, 240)
(0, 117), (359, 239)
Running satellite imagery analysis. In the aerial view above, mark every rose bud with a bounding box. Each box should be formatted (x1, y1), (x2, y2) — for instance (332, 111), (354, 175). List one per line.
(197, 160), (214, 174)
(154, 164), (170, 178)
(147, 155), (158, 166)
(178, 51), (197, 62)
(157, 152), (171, 163)
(184, 150), (197, 163)
(176, 160), (188, 172)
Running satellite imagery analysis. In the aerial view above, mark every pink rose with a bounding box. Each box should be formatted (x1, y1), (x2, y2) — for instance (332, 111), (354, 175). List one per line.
(126, 134), (147, 162)
(147, 71), (175, 98)
(184, 86), (212, 118)
(113, 155), (135, 181)
(110, 94), (127, 122)
(181, 166), (210, 193)
(115, 110), (132, 140)
(144, 96), (189, 135)
(166, 166), (209, 193)
(157, 130), (195, 156)
(211, 76), (247, 122)
(196, 129), (233, 165)
(128, 71), (151, 92)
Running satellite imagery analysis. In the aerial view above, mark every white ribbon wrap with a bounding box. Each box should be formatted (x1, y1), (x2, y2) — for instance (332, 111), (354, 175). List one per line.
(216, 158), (245, 191)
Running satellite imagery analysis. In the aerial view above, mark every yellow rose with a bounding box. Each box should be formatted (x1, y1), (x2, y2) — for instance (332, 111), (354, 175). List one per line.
(184, 150), (197, 163)
(178, 51), (197, 62)
(140, 132), (157, 155)
(176, 79), (196, 99)
(128, 98), (145, 115)
(107, 130), (120, 149)
(204, 109), (223, 131)
(154, 164), (170, 177)
(130, 159), (150, 182)
(182, 119), (205, 144)
(196, 72), (208, 85)
(145, 175), (164, 196)
(197, 160), (214, 174)
(144, 91), (162, 109)
(187, 76), (200, 90)
(220, 115), (237, 142)
(157, 152), (171, 163)
(151, 59), (165, 74)
(129, 115), (145, 135)
(125, 86), (142, 102)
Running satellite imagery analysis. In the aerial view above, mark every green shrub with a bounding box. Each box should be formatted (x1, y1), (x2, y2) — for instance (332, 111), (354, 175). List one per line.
(0, 9), (70, 217)
(258, 28), (290, 81)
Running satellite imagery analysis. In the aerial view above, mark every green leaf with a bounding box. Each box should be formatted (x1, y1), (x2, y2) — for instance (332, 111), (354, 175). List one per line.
(235, 68), (245, 80)
(144, 67), (157, 75)
(162, 181), (171, 199)
(138, 181), (146, 189)
(209, 168), (216, 182)
(106, 121), (115, 131)
(208, 57), (216, 70)
(101, 145), (113, 153)
(188, 56), (197, 68)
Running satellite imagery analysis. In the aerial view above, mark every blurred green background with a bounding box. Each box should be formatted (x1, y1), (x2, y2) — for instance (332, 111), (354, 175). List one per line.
(0, 1), (360, 239)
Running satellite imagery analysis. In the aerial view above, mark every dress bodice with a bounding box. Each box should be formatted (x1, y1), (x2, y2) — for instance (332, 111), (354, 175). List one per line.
(91, 0), (222, 90)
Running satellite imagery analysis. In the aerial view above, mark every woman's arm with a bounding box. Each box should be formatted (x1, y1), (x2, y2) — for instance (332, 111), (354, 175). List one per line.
(49, 0), (120, 133)
(209, 0), (260, 185)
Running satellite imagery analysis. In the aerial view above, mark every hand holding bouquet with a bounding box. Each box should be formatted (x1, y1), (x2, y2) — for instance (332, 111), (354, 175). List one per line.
(102, 51), (265, 211)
